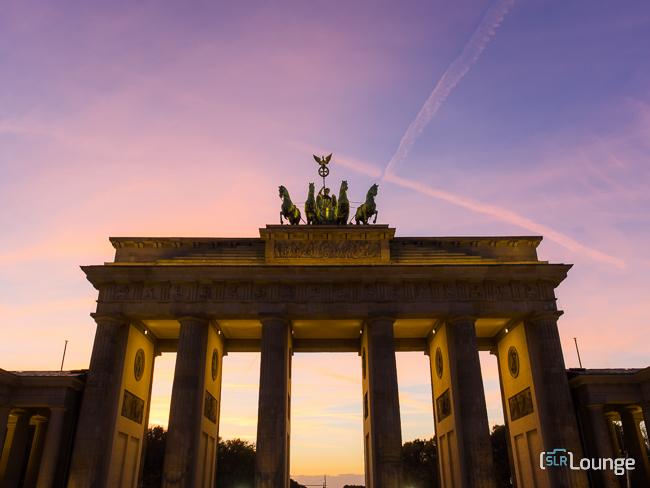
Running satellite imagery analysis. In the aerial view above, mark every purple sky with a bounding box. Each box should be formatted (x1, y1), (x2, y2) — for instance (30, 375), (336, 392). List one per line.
(1, 0), (649, 484)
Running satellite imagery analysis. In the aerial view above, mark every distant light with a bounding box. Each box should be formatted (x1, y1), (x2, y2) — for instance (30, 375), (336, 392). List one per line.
(144, 330), (147, 335)
(505, 329), (509, 333)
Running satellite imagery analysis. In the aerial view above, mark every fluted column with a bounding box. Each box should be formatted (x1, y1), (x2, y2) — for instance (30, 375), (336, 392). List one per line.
(23, 417), (48, 488)
(0, 404), (11, 453)
(447, 316), (496, 488)
(619, 407), (650, 486)
(527, 314), (589, 487)
(584, 405), (620, 488)
(36, 407), (68, 488)
(0, 410), (32, 488)
(492, 348), (518, 488)
(255, 317), (292, 488)
(68, 315), (127, 488)
(604, 412), (622, 457)
(362, 316), (403, 488)
(163, 316), (209, 488)
(641, 402), (650, 460)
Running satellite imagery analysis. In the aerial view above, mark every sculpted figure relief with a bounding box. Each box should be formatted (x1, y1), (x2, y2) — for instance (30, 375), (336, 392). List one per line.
(274, 240), (381, 259)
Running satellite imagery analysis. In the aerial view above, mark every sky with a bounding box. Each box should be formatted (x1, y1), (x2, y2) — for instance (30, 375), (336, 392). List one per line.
(1, 0), (649, 485)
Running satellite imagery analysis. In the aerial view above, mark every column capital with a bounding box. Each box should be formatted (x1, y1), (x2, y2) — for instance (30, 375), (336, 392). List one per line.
(176, 315), (210, 325)
(617, 405), (640, 415)
(90, 313), (126, 325)
(527, 312), (563, 324)
(366, 315), (396, 326)
(446, 314), (477, 325)
(10, 408), (31, 417)
(258, 316), (290, 326)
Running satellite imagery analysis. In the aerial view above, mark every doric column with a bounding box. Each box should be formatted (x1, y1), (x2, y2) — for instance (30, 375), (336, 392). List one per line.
(68, 315), (127, 488)
(361, 316), (403, 488)
(0, 404), (11, 453)
(255, 317), (292, 488)
(36, 407), (68, 488)
(604, 412), (622, 457)
(138, 349), (160, 487)
(0, 410), (32, 488)
(447, 316), (496, 488)
(641, 402), (650, 458)
(163, 316), (210, 488)
(584, 405), (620, 488)
(527, 314), (589, 487)
(23, 417), (49, 488)
(619, 407), (650, 486)
(492, 348), (518, 488)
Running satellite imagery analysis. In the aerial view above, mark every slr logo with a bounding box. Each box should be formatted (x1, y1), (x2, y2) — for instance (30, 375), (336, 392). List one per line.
(541, 449), (635, 476)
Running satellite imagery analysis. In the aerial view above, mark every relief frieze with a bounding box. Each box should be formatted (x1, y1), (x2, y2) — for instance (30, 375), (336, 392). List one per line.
(121, 390), (144, 424)
(104, 279), (554, 304)
(508, 387), (534, 422)
(523, 283), (538, 298)
(333, 284), (350, 300)
(198, 285), (212, 300)
(469, 284), (485, 298)
(307, 285), (322, 300)
(143, 286), (157, 300)
(227, 285), (239, 300)
(274, 240), (381, 259)
(414, 283), (431, 300)
(171, 285), (185, 300)
(493, 283), (511, 299)
(253, 285), (269, 300)
(363, 284), (375, 299)
(115, 285), (131, 300)
(280, 285), (295, 300)
(442, 283), (457, 299)
(436, 389), (452, 423)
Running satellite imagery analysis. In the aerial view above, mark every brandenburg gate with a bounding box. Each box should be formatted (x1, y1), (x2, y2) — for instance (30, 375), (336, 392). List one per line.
(65, 161), (589, 488)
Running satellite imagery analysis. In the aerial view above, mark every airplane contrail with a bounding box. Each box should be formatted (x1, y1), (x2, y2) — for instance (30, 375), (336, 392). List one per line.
(383, 172), (626, 269)
(384, 0), (514, 176)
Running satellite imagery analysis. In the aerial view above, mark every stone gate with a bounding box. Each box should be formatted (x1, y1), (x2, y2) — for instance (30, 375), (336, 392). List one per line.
(65, 224), (589, 488)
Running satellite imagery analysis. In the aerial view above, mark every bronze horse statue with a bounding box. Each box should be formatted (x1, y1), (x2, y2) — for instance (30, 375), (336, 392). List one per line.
(279, 185), (301, 225)
(337, 180), (349, 225)
(305, 183), (316, 225)
(354, 184), (378, 225)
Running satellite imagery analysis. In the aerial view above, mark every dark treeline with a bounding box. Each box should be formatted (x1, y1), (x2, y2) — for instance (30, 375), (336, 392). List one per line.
(142, 425), (511, 488)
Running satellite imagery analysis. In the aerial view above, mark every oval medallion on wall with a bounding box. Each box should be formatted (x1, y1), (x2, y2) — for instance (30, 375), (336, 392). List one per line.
(508, 346), (519, 378)
(134, 349), (145, 381)
(435, 348), (443, 379)
(211, 349), (218, 381)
